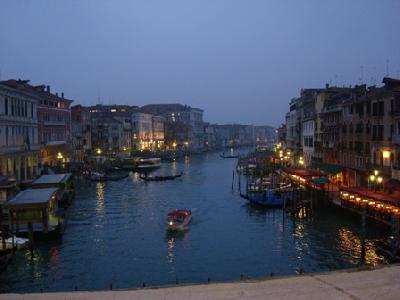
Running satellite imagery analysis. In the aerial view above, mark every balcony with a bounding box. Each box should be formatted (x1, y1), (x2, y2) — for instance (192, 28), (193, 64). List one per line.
(43, 120), (66, 126)
(0, 144), (40, 154)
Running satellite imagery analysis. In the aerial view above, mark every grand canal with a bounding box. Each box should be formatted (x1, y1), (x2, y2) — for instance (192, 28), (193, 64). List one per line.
(0, 152), (390, 293)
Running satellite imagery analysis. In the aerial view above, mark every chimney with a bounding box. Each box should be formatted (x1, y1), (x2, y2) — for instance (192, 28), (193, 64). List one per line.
(56, 92), (58, 97)
(325, 83), (329, 89)
(61, 92), (64, 99)
(46, 85), (50, 92)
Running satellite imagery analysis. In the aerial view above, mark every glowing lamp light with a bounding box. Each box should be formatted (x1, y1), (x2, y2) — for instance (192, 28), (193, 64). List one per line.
(369, 175), (375, 182)
(382, 150), (391, 159)
(374, 170), (379, 176)
(57, 152), (63, 159)
(96, 148), (102, 155)
(377, 176), (383, 184)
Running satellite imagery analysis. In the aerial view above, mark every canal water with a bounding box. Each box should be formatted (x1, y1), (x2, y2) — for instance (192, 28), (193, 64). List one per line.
(0, 152), (390, 293)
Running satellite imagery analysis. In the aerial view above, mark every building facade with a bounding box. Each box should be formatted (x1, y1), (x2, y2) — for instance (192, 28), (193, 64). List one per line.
(0, 81), (39, 183)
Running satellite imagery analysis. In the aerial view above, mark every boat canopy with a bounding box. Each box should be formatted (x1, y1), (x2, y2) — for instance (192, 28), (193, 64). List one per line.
(168, 210), (191, 218)
(32, 173), (72, 185)
(7, 188), (58, 208)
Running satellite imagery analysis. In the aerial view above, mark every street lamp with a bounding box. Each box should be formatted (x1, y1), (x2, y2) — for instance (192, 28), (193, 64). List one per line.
(57, 152), (63, 160)
(96, 148), (102, 155)
(368, 170), (383, 191)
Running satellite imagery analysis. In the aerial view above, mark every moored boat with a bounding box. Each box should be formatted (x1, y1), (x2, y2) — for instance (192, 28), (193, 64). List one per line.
(166, 209), (192, 231)
(137, 158), (162, 170)
(89, 172), (129, 182)
(241, 183), (293, 208)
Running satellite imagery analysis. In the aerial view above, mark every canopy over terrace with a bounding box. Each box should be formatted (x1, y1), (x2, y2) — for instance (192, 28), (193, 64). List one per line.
(281, 167), (326, 184)
(340, 186), (400, 207)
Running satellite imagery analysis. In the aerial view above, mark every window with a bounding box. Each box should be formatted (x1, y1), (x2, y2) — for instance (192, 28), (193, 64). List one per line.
(366, 101), (371, 114)
(5, 97), (8, 115)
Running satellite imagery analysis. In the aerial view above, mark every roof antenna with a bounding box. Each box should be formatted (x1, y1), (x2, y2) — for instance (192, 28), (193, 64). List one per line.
(359, 66), (364, 84)
(386, 59), (390, 76)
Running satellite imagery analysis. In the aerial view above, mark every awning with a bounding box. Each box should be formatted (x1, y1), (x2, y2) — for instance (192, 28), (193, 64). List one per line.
(312, 177), (329, 184)
(313, 162), (343, 175)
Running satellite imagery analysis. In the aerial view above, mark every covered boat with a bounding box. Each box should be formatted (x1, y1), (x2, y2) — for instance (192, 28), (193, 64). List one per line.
(31, 173), (74, 208)
(241, 183), (293, 208)
(7, 188), (65, 236)
(166, 209), (192, 231)
(137, 158), (162, 170)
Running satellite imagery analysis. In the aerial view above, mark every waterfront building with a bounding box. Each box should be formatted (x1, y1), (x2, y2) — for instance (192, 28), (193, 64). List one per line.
(131, 112), (153, 151)
(34, 85), (73, 167)
(285, 97), (303, 164)
(341, 79), (400, 186)
(71, 105), (92, 161)
(321, 92), (348, 166)
(89, 104), (137, 155)
(141, 104), (205, 152)
(164, 121), (193, 151)
(0, 80), (39, 184)
(281, 76), (400, 188)
(152, 115), (165, 151)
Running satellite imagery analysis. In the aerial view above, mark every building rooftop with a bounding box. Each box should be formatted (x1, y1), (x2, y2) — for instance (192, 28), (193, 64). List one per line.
(140, 103), (203, 115)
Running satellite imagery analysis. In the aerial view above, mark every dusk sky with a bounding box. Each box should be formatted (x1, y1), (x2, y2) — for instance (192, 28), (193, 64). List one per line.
(1, 1), (400, 126)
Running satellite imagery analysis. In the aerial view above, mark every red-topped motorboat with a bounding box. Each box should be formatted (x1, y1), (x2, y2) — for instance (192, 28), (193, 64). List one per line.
(166, 209), (192, 231)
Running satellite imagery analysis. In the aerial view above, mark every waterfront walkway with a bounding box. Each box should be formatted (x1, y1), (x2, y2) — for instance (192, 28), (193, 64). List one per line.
(2, 265), (400, 300)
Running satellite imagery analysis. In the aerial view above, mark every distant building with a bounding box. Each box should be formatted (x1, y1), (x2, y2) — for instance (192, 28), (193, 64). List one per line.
(141, 104), (204, 151)
(131, 112), (153, 151)
(71, 105), (92, 161)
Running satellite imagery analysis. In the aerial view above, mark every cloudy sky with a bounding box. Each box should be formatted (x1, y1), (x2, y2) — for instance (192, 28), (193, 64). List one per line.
(1, 0), (400, 126)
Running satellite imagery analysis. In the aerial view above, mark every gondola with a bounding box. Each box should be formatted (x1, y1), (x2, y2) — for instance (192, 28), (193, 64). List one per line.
(139, 173), (183, 182)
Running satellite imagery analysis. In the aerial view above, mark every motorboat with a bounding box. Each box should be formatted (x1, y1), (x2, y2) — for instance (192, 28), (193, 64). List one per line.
(166, 209), (192, 231)
(137, 158), (162, 170)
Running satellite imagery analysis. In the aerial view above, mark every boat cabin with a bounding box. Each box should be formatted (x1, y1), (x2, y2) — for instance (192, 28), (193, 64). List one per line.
(7, 188), (64, 235)
(167, 210), (190, 223)
(31, 173), (74, 208)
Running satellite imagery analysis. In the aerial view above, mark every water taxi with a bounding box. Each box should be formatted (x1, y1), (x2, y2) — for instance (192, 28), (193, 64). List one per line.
(166, 209), (192, 231)
(137, 158), (162, 170)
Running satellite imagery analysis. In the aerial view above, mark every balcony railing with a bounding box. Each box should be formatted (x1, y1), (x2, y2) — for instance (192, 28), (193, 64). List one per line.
(0, 144), (40, 154)
(43, 120), (66, 126)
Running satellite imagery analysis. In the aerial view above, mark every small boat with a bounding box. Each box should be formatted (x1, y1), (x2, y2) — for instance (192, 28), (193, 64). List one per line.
(221, 152), (239, 159)
(166, 209), (192, 231)
(137, 158), (162, 170)
(241, 183), (293, 208)
(0, 236), (29, 250)
(140, 173), (182, 182)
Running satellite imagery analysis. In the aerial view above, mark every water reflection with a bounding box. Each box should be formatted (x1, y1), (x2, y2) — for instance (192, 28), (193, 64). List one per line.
(336, 228), (385, 266)
(95, 182), (105, 215)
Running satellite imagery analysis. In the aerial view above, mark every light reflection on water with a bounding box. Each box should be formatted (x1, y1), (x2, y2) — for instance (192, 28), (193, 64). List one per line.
(0, 152), (391, 293)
